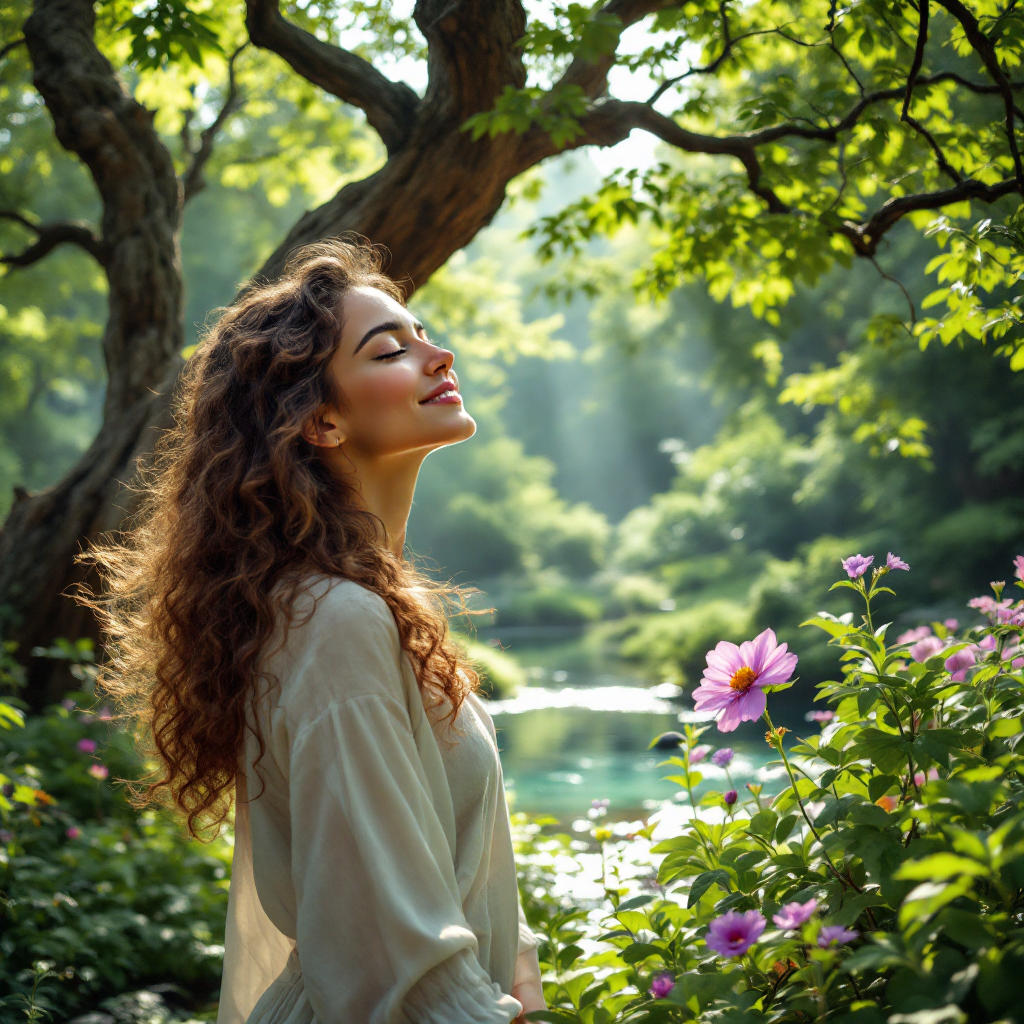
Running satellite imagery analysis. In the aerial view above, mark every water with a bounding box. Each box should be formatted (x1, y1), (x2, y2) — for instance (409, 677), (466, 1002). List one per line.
(483, 664), (780, 823)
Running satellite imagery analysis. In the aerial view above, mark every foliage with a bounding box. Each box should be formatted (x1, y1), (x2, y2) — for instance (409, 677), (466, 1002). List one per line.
(0, 651), (229, 1024)
(516, 555), (1024, 1023)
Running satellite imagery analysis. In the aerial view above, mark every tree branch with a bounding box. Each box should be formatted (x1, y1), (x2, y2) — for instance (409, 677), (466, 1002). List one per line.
(0, 211), (106, 267)
(181, 44), (247, 203)
(934, 0), (1024, 188)
(902, 0), (928, 119)
(244, 0), (419, 154)
(554, 0), (682, 102)
(0, 36), (25, 61)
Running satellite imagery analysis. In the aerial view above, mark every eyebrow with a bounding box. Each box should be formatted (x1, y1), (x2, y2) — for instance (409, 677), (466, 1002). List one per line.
(353, 319), (424, 354)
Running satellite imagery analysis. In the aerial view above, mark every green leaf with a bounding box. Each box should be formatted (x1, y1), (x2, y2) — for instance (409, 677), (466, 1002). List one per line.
(615, 894), (655, 913)
(687, 869), (731, 907)
(620, 941), (666, 964)
(894, 854), (989, 881)
(746, 809), (778, 837)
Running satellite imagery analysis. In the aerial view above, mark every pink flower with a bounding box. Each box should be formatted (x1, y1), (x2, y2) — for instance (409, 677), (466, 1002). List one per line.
(65, 826), (81, 840)
(897, 626), (932, 644)
(694, 629), (798, 733)
(886, 553), (910, 571)
(913, 768), (939, 786)
(76, 738), (97, 753)
(944, 618), (959, 631)
(706, 910), (766, 957)
(649, 972), (674, 999)
(842, 554), (874, 580)
(910, 636), (944, 662)
(969, 596), (996, 614)
(773, 899), (817, 930)
(818, 925), (859, 947)
(98, 706), (113, 722)
(61, 699), (76, 711)
(807, 710), (834, 723)
(944, 646), (977, 681)
(1014, 555), (1024, 582)
(711, 747), (734, 767)
(88, 764), (109, 780)
(979, 635), (997, 651)
(724, 789), (738, 806)
(689, 744), (712, 764)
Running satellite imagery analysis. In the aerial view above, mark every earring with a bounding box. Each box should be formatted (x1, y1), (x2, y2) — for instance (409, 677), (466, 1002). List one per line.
(335, 437), (342, 446)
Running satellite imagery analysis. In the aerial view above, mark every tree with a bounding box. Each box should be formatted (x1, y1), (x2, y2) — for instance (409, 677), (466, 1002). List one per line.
(3, 0), (1024, 704)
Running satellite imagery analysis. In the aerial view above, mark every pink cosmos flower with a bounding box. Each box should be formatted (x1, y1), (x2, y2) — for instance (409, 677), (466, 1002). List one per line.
(711, 747), (734, 767)
(649, 972), (674, 999)
(1014, 555), (1024, 582)
(944, 646), (977, 681)
(705, 910), (766, 957)
(910, 636), (944, 663)
(807, 710), (834, 723)
(897, 626), (932, 644)
(818, 926), (859, 947)
(689, 744), (712, 764)
(77, 738), (97, 753)
(773, 899), (817, 930)
(913, 768), (939, 786)
(886, 553), (910, 571)
(842, 554), (874, 579)
(88, 764), (109, 780)
(724, 790), (738, 806)
(65, 826), (81, 840)
(694, 629), (798, 733)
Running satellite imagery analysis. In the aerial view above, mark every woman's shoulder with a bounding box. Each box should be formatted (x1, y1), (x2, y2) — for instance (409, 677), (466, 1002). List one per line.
(264, 575), (406, 716)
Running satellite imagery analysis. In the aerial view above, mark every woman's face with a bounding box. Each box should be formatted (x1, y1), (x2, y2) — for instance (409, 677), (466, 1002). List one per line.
(313, 286), (476, 459)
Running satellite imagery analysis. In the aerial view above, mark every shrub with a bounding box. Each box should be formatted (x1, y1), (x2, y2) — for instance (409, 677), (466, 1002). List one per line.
(0, 657), (228, 1024)
(460, 638), (527, 699)
(519, 552), (1024, 1024)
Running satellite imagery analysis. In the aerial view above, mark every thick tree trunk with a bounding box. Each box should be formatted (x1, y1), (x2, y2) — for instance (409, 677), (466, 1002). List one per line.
(0, 0), (184, 707)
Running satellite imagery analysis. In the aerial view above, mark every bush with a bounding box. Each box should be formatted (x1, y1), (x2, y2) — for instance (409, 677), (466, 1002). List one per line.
(0, 658), (228, 1024)
(460, 638), (527, 699)
(500, 586), (604, 627)
(518, 552), (1024, 1024)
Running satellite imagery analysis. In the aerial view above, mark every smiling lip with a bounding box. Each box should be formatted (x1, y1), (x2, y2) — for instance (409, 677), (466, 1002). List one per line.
(420, 381), (462, 405)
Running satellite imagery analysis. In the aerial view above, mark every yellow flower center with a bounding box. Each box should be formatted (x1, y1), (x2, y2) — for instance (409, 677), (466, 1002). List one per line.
(729, 666), (758, 692)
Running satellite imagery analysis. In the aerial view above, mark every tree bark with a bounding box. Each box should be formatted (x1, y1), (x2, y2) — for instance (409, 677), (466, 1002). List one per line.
(0, 0), (184, 707)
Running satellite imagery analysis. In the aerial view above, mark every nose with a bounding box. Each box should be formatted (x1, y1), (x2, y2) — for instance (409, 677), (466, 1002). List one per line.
(426, 343), (454, 378)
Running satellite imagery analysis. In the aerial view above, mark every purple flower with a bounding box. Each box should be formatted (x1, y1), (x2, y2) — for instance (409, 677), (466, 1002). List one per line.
(773, 899), (818, 930)
(897, 626), (932, 644)
(910, 636), (944, 663)
(77, 738), (97, 753)
(711, 747), (734, 767)
(1014, 555), (1024, 582)
(979, 634), (997, 651)
(886, 552), (910, 572)
(724, 789), (738, 806)
(61, 699), (76, 711)
(818, 925), (859, 947)
(693, 629), (798, 733)
(706, 910), (766, 957)
(944, 618), (959, 631)
(689, 744), (712, 764)
(649, 972), (674, 999)
(88, 764), (109, 780)
(806, 710), (834, 723)
(842, 554), (874, 580)
(945, 646), (977, 681)
(65, 826), (81, 840)
(969, 596), (997, 614)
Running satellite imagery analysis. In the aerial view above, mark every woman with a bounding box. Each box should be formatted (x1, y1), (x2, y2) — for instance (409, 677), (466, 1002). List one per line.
(89, 240), (547, 1024)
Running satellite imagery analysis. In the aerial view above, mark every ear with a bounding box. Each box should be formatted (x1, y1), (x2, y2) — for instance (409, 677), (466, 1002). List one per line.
(302, 408), (346, 448)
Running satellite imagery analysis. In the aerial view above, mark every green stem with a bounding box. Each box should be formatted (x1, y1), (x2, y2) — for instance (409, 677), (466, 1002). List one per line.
(764, 711), (849, 887)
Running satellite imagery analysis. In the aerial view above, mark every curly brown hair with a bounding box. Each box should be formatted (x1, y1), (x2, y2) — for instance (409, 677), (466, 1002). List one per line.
(85, 240), (477, 838)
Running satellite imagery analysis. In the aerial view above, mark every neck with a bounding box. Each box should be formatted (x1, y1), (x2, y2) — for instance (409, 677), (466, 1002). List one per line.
(332, 449), (426, 558)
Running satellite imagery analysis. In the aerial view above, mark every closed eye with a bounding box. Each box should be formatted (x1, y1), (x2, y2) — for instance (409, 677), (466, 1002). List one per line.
(374, 347), (407, 361)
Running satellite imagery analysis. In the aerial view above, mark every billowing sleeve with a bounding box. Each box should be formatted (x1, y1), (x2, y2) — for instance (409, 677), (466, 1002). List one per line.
(285, 586), (522, 1024)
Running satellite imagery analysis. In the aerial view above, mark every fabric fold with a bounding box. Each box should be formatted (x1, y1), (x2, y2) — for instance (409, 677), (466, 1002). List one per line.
(402, 948), (522, 1024)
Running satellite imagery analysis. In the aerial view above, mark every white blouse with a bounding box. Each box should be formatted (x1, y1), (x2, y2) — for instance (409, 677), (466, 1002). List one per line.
(216, 578), (540, 1024)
